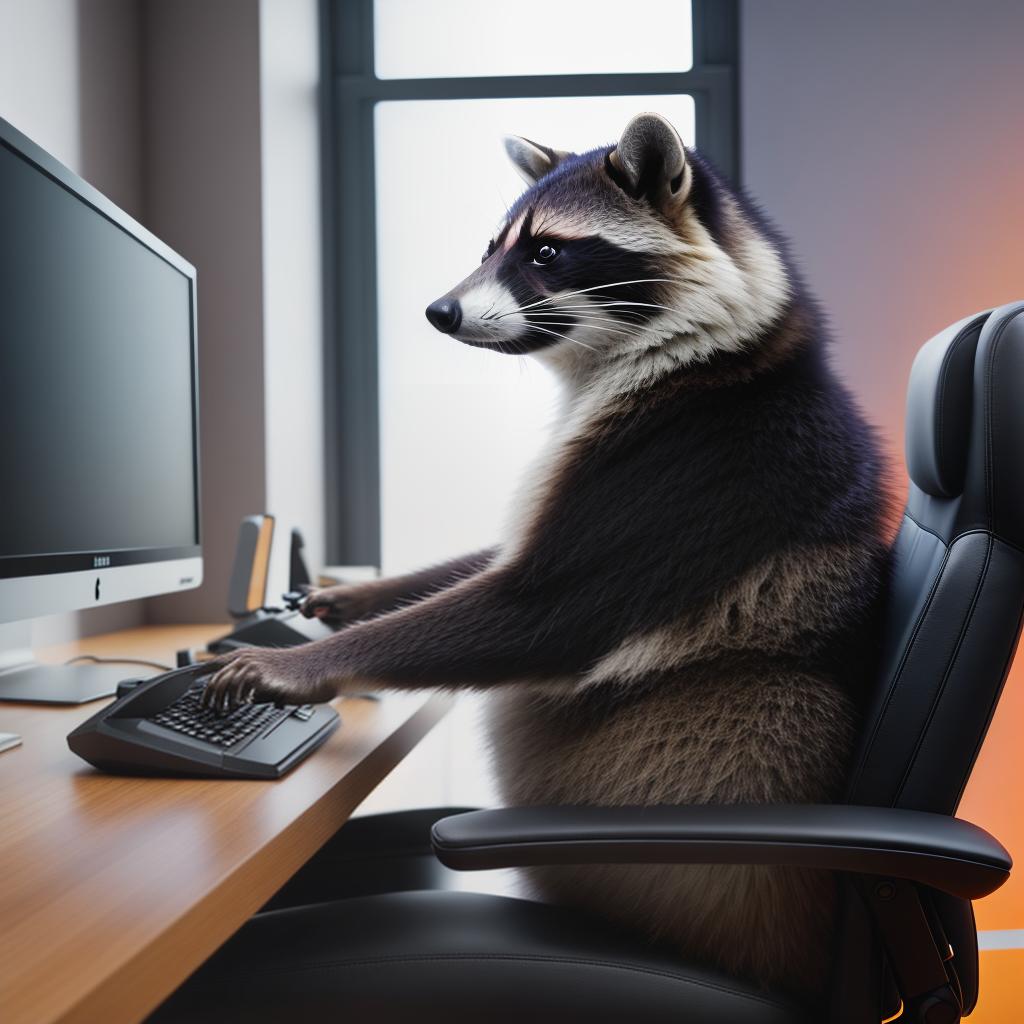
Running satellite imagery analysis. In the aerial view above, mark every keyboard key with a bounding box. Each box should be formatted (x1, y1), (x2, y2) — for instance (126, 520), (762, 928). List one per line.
(147, 685), (289, 748)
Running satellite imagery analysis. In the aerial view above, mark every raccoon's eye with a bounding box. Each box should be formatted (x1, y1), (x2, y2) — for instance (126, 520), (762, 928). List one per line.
(530, 243), (559, 267)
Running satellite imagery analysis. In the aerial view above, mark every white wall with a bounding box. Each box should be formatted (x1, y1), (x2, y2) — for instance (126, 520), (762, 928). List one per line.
(0, 0), (81, 173)
(0, 0), (146, 646)
(741, 0), (1024, 468)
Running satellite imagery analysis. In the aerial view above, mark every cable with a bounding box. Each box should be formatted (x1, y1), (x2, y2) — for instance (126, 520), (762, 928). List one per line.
(64, 654), (173, 672)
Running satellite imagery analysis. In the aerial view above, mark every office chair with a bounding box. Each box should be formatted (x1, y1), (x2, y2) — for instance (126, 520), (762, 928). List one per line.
(152, 303), (1024, 1024)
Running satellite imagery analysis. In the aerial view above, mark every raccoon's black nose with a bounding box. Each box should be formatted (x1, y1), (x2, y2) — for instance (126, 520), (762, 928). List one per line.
(425, 297), (462, 334)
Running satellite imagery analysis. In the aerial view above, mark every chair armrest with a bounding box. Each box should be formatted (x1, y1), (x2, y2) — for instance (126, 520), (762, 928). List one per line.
(431, 804), (1011, 900)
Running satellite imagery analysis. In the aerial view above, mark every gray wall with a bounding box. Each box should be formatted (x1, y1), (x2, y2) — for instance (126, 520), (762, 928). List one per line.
(141, 0), (267, 623)
(77, 0), (144, 220)
(0, 0), (146, 644)
(141, 0), (326, 622)
(741, 0), (1024, 469)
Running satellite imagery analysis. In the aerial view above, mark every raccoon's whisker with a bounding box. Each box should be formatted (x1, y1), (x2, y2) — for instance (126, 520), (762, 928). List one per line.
(533, 324), (648, 342)
(525, 323), (598, 353)
(530, 309), (651, 329)
(494, 302), (649, 324)
(550, 305), (676, 323)
(493, 299), (669, 327)
(540, 305), (649, 321)
(528, 318), (643, 338)
(513, 278), (689, 313)
(526, 315), (647, 339)
(522, 276), (704, 314)
(554, 301), (679, 314)
(482, 308), (519, 322)
(530, 311), (643, 327)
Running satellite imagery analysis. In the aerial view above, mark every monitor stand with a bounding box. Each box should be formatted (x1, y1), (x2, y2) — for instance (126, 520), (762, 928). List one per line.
(0, 659), (126, 704)
(0, 731), (22, 753)
(0, 623), (126, 705)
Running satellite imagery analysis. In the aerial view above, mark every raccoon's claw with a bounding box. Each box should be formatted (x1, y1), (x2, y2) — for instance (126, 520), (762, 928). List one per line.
(196, 647), (339, 711)
(300, 584), (373, 627)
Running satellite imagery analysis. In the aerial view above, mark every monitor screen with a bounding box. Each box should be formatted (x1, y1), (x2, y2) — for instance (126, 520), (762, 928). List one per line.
(0, 136), (199, 579)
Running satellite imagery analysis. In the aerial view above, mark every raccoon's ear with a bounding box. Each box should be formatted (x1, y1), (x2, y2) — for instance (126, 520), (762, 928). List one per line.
(609, 113), (691, 210)
(503, 135), (570, 186)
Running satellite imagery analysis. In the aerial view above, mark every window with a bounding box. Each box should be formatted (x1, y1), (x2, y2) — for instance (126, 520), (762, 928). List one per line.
(373, 0), (694, 79)
(322, 0), (740, 570)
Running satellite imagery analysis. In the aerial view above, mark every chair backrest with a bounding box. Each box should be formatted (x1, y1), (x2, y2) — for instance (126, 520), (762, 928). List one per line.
(847, 301), (1024, 813)
(832, 304), (1024, 1021)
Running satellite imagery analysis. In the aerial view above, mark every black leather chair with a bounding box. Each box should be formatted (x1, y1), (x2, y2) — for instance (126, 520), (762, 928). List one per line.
(151, 304), (1024, 1024)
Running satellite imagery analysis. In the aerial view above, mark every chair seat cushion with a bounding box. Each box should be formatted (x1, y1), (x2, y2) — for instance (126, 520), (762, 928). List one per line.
(148, 890), (807, 1023)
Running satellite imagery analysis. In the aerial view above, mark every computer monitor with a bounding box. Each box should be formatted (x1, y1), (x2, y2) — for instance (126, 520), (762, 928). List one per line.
(0, 115), (202, 704)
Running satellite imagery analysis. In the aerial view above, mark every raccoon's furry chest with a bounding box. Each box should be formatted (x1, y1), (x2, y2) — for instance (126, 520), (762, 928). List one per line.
(486, 369), (875, 814)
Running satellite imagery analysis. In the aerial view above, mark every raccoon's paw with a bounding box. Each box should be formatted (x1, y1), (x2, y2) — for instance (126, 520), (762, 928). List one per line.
(197, 646), (341, 711)
(300, 584), (376, 628)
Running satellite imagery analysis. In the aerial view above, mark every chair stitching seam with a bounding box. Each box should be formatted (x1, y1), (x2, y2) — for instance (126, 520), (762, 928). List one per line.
(902, 510), (945, 544)
(934, 323), (975, 492)
(845, 536), (951, 797)
(893, 534), (993, 803)
(949, 528), (1024, 558)
(952, 574), (1024, 810)
(900, 515), (1024, 560)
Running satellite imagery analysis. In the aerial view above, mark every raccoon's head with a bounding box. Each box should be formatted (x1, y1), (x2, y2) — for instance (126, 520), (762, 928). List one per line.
(425, 112), (791, 384)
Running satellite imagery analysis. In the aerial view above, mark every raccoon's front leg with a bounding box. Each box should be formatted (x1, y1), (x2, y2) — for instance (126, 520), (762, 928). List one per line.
(200, 564), (605, 709)
(300, 547), (497, 627)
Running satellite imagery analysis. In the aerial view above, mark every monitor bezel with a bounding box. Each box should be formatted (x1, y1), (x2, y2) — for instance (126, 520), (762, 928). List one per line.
(0, 114), (202, 590)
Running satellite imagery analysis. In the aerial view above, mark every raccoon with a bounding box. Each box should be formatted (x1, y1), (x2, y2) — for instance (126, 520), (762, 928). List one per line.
(202, 113), (893, 1000)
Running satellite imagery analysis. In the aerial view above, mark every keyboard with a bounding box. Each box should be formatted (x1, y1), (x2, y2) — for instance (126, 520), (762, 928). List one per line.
(67, 663), (339, 779)
(149, 685), (299, 748)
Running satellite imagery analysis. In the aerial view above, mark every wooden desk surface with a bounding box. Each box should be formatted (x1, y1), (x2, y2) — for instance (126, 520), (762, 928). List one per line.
(0, 625), (451, 1024)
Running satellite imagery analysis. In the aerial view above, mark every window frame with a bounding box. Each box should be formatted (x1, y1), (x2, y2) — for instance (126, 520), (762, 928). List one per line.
(320, 0), (740, 565)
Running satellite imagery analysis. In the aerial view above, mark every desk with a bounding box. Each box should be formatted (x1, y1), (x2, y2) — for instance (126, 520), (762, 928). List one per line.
(0, 624), (451, 1024)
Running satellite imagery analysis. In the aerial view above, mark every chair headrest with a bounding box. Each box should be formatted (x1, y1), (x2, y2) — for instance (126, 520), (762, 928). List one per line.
(968, 302), (1024, 544)
(905, 313), (989, 497)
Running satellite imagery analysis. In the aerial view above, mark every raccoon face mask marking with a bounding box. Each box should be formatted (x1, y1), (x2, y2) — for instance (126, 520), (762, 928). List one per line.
(425, 112), (789, 382)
